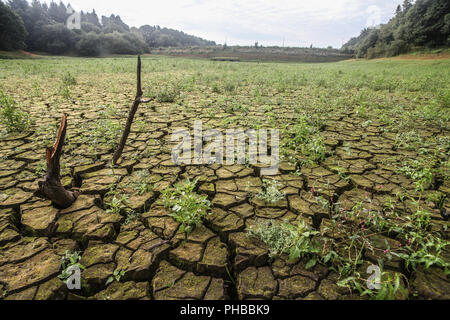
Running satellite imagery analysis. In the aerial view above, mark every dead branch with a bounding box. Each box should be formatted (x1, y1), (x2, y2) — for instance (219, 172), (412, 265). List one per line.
(112, 56), (153, 165)
(37, 114), (79, 208)
(36, 56), (151, 207)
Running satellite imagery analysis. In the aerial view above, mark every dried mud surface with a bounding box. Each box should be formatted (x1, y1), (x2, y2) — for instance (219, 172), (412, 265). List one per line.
(0, 57), (449, 300)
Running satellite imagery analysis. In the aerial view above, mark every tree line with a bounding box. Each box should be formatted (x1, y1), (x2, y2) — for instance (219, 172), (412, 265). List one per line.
(0, 0), (216, 55)
(341, 0), (450, 58)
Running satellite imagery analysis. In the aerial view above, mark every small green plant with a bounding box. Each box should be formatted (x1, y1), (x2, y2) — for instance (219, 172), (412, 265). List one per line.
(33, 160), (46, 178)
(368, 272), (407, 300)
(329, 190), (449, 298)
(282, 115), (326, 165)
(303, 135), (327, 163)
(58, 250), (85, 284)
(59, 85), (71, 99)
(247, 219), (319, 265)
(436, 89), (450, 108)
(105, 193), (129, 215)
(394, 131), (423, 151)
(224, 81), (237, 92)
(62, 72), (77, 86)
(106, 269), (125, 285)
(398, 160), (433, 192)
(335, 166), (350, 182)
(98, 104), (118, 118)
(88, 118), (123, 149)
(127, 170), (153, 195)
(338, 267), (408, 300)
(161, 178), (211, 238)
(122, 210), (140, 225)
(314, 193), (330, 210)
(211, 83), (221, 93)
(32, 80), (42, 97)
(255, 179), (285, 204)
(153, 84), (180, 103)
(0, 91), (31, 133)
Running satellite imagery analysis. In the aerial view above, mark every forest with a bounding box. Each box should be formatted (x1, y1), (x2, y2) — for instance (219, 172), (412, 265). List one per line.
(0, 0), (216, 55)
(2, 0), (449, 59)
(342, 0), (450, 58)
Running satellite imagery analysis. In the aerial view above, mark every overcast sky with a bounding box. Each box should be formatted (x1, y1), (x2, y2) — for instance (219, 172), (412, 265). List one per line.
(42, 0), (404, 48)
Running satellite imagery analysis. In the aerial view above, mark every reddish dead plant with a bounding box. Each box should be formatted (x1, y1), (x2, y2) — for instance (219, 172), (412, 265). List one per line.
(37, 114), (79, 208)
(37, 56), (152, 209)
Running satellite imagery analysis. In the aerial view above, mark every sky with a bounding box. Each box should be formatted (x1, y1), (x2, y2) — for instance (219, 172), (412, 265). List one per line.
(42, 0), (404, 48)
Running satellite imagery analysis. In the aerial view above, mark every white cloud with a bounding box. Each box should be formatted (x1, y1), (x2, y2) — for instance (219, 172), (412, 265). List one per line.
(42, 0), (403, 47)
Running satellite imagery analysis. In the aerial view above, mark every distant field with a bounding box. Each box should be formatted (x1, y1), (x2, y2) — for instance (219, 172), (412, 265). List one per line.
(153, 46), (353, 62)
(0, 55), (449, 300)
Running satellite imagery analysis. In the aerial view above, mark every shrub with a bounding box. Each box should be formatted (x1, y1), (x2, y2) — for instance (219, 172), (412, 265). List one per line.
(36, 23), (76, 54)
(76, 32), (101, 56)
(0, 2), (27, 51)
(386, 40), (409, 57)
(100, 32), (149, 55)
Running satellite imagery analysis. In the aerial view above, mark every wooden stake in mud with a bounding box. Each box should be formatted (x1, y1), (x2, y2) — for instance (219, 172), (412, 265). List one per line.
(112, 56), (152, 165)
(37, 114), (79, 208)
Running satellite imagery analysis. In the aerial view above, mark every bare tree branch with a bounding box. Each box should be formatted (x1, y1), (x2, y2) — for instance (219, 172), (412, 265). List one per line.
(112, 56), (152, 165)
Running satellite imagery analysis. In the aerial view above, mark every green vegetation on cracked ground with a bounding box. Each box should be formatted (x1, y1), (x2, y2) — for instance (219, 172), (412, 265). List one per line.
(161, 178), (211, 238)
(0, 55), (449, 300)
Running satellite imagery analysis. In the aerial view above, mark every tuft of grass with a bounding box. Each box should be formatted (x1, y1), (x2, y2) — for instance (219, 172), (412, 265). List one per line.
(89, 118), (123, 150)
(223, 81), (237, 93)
(211, 82), (221, 93)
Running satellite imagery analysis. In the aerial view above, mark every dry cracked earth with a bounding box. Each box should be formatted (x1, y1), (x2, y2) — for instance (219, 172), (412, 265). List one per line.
(0, 58), (449, 300)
